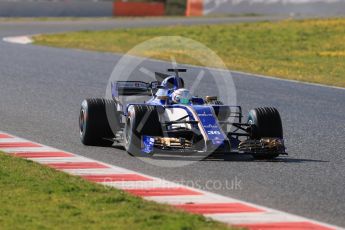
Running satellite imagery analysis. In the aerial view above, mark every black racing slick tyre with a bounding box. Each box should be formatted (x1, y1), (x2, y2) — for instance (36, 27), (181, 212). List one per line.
(79, 98), (118, 146)
(124, 105), (162, 157)
(248, 107), (283, 139)
(247, 107), (283, 160)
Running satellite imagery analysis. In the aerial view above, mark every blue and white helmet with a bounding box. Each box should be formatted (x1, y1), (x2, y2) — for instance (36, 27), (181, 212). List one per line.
(161, 76), (184, 89)
(172, 88), (192, 105)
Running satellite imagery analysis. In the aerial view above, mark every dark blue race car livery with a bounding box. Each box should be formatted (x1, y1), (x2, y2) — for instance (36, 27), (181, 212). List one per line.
(79, 68), (286, 159)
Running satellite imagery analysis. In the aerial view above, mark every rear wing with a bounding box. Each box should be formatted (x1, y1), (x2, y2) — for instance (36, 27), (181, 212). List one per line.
(111, 81), (159, 97)
(112, 69), (187, 97)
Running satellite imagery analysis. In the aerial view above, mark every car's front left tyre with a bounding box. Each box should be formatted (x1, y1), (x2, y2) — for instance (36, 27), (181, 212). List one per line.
(247, 107), (283, 160)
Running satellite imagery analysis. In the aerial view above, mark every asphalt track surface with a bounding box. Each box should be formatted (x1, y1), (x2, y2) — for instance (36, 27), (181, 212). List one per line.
(0, 17), (345, 227)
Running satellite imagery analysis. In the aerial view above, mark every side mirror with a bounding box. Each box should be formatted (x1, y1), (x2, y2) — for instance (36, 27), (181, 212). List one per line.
(205, 96), (218, 103)
(149, 81), (160, 89)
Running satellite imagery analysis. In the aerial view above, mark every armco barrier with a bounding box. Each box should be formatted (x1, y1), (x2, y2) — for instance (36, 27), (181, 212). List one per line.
(202, 0), (345, 16)
(113, 1), (165, 16)
(0, 1), (113, 17)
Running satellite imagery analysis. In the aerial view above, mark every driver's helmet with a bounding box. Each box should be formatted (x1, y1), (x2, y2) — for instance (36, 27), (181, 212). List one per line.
(162, 76), (184, 89)
(171, 88), (192, 105)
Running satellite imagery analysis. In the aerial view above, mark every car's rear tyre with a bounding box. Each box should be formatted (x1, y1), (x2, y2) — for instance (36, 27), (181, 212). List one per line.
(124, 105), (162, 157)
(247, 107), (283, 159)
(79, 98), (118, 146)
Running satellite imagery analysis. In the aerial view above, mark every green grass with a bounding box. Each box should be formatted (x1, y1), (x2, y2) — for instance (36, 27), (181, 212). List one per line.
(34, 18), (345, 88)
(0, 152), (233, 229)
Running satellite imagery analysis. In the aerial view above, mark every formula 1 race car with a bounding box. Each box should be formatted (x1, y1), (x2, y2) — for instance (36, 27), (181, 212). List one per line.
(79, 68), (286, 159)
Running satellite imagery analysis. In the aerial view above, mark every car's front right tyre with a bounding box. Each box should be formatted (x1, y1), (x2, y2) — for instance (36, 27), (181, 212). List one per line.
(79, 98), (115, 146)
(124, 105), (162, 157)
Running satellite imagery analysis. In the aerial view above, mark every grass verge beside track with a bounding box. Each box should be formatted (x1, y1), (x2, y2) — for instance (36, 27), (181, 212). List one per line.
(0, 152), (232, 229)
(34, 18), (345, 88)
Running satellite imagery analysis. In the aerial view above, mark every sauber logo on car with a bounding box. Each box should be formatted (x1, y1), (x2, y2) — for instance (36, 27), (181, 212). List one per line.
(198, 112), (213, 117)
(193, 106), (227, 143)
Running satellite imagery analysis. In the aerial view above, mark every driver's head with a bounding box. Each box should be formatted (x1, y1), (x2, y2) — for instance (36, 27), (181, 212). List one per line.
(162, 76), (184, 89)
(172, 88), (192, 105)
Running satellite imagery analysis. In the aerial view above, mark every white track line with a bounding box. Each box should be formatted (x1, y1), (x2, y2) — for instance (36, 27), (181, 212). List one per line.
(146, 194), (239, 204)
(103, 180), (180, 190)
(30, 157), (94, 164)
(0, 130), (343, 230)
(0, 137), (31, 143)
(62, 168), (134, 175)
(2, 35), (33, 45)
(0, 147), (57, 153)
(205, 212), (306, 225)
